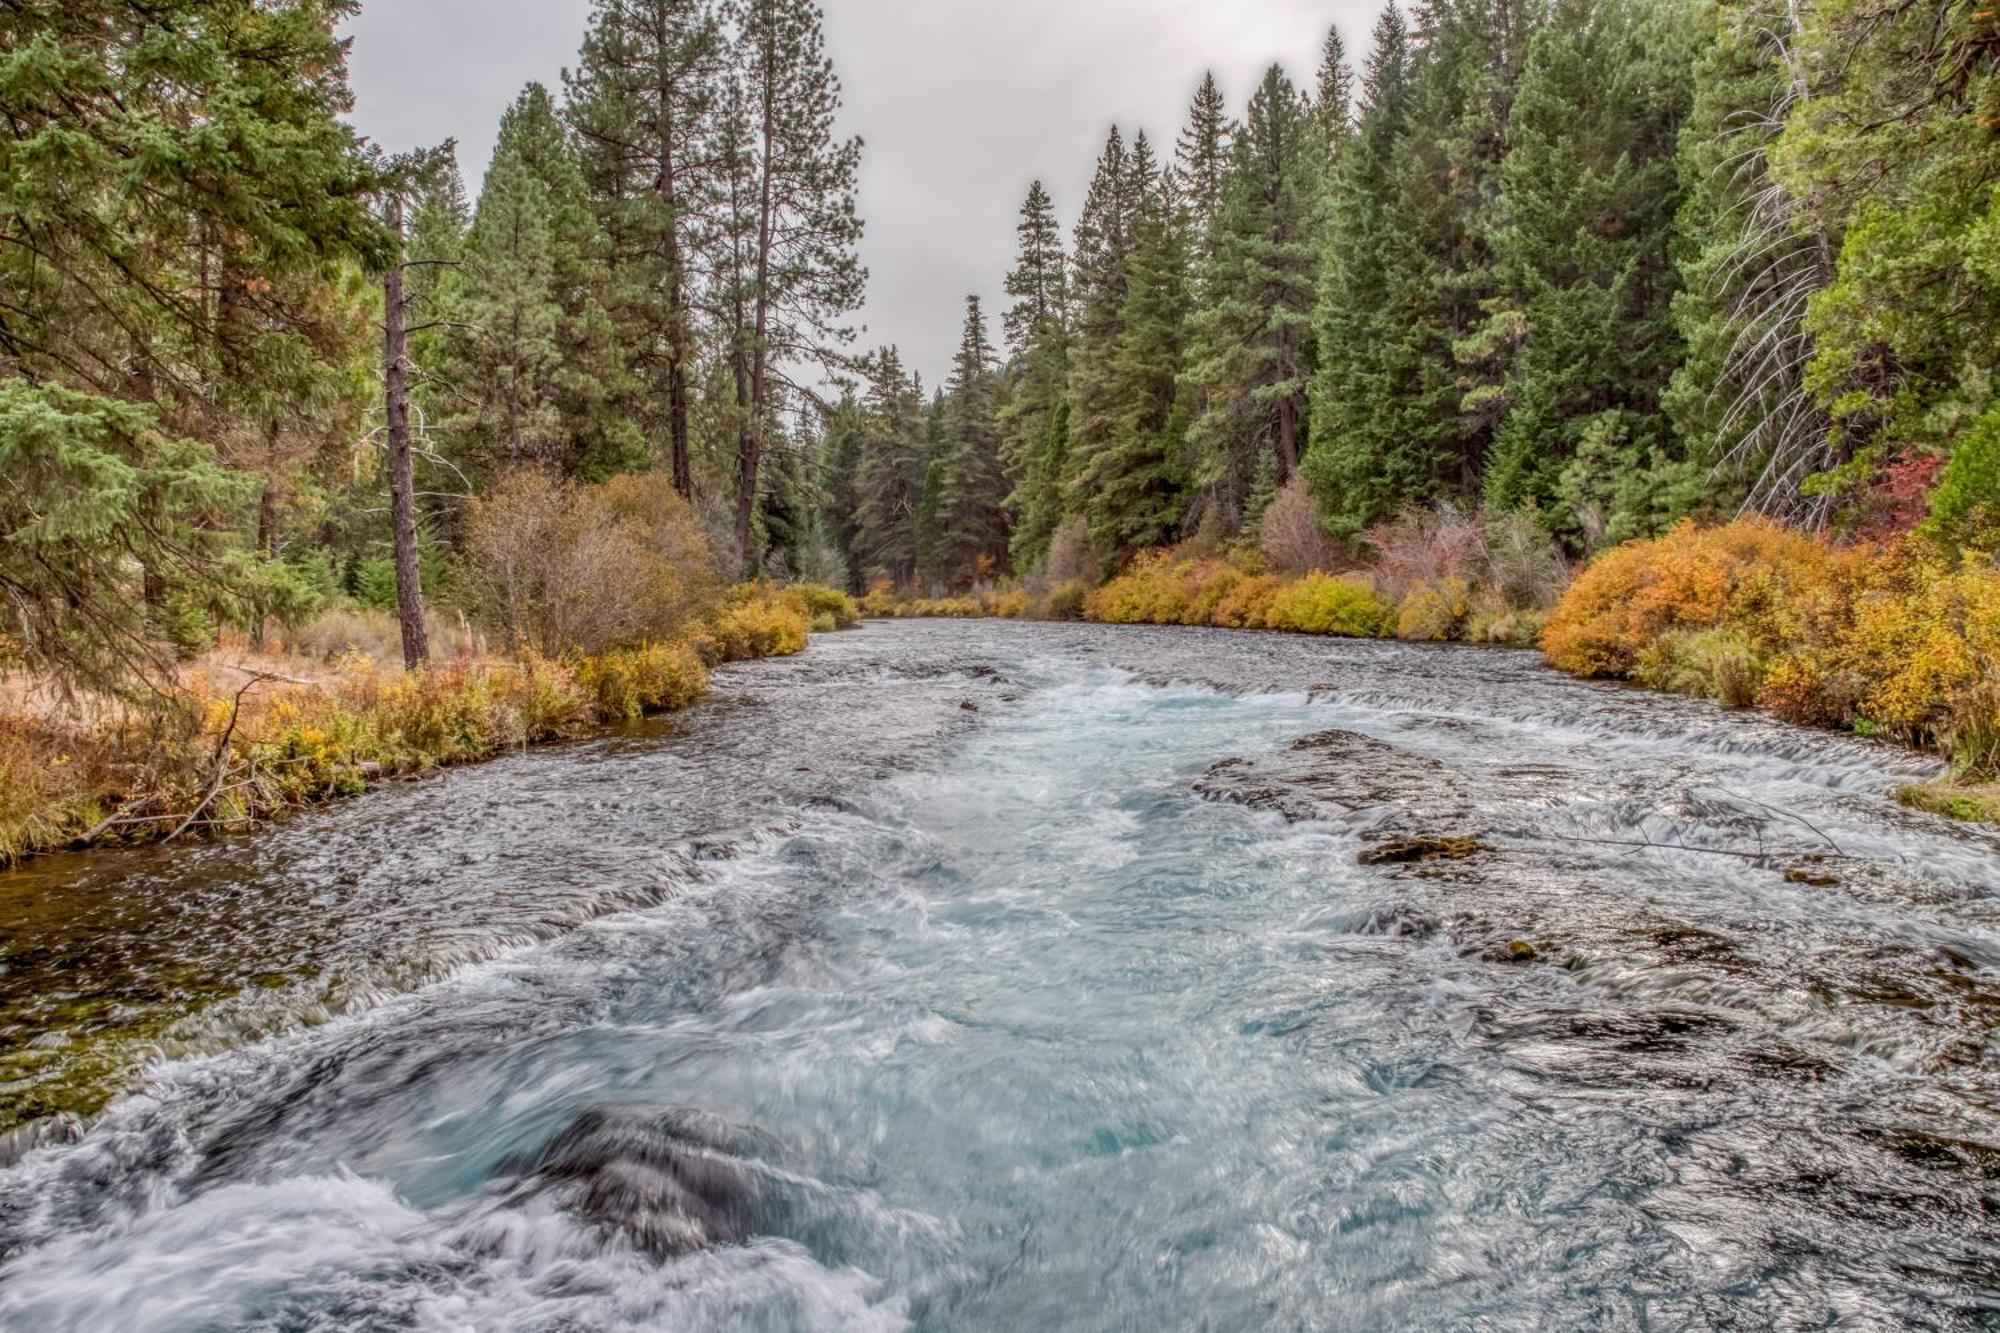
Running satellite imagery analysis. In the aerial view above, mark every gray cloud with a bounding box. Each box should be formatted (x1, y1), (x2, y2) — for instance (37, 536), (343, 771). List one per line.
(344, 0), (1383, 387)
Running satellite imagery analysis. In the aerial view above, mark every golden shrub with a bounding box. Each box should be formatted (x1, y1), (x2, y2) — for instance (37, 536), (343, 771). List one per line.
(1262, 574), (1395, 638)
(1396, 578), (1475, 642)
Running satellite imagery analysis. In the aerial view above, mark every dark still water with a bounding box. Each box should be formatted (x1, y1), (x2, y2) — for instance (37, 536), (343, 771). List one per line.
(2, 621), (1997, 1330)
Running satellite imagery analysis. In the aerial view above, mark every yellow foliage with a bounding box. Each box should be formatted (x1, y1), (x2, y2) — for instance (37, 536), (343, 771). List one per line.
(703, 585), (812, 663)
(1396, 578), (1475, 642)
(1262, 574), (1395, 638)
(789, 583), (861, 629)
(1543, 519), (2000, 785)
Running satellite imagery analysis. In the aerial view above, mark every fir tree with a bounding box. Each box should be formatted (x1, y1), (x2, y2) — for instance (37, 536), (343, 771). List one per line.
(1481, 0), (1693, 544)
(852, 349), (925, 587)
(1185, 65), (1320, 526)
(1175, 73), (1233, 254)
(567, 0), (723, 497)
(728, 0), (867, 568)
(1304, 1), (1418, 534)
(940, 297), (1009, 581)
(1065, 127), (1140, 526)
(1003, 181), (1068, 357)
(1073, 153), (1190, 559)
(1001, 182), (1073, 569)
(1314, 27), (1357, 169)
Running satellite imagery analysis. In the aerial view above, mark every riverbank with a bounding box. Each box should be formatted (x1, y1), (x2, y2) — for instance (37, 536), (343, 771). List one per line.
(863, 519), (2000, 820)
(0, 583), (851, 870)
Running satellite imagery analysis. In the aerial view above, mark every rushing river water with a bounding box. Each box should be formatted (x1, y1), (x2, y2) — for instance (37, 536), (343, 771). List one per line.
(2, 620), (1999, 1330)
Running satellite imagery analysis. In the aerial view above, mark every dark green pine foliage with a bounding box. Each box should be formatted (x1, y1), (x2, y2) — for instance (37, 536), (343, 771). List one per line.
(939, 297), (1009, 581)
(1175, 73), (1233, 260)
(915, 385), (951, 588)
(757, 403), (814, 575)
(1064, 127), (1140, 526)
(1184, 65), (1321, 527)
(0, 0), (380, 691)
(1314, 26), (1357, 170)
(566, 0), (721, 498)
(852, 349), (925, 587)
(1304, 1), (1418, 534)
(1073, 141), (1191, 560)
(816, 391), (867, 588)
(1380, 0), (1540, 499)
(453, 85), (639, 483)
(1001, 182), (1073, 570)
(1480, 0), (1695, 543)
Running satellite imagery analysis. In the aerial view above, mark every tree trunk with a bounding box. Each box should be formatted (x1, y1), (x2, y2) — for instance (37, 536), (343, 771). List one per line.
(735, 23), (779, 574)
(384, 193), (431, 671)
(659, 150), (694, 499)
(251, 461), (280, 652)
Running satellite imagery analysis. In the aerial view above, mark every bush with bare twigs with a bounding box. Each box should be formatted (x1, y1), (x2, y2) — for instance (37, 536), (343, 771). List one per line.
(463, 470), (715, 656)
(1261, 475), (1343, 574)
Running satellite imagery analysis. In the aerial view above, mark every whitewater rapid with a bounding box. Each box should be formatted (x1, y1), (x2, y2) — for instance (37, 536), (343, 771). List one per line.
(2, 621), (1996, 1330)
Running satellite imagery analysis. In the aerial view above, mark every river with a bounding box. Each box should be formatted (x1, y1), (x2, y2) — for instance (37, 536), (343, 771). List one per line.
(2, 620), (1997, 1330)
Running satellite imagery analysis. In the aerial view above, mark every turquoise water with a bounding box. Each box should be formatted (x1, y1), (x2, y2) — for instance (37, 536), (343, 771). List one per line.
(2, 623), (1997, 1329)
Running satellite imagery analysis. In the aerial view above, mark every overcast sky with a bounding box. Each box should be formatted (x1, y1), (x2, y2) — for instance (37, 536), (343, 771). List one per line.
(343, 0), (1383, 386)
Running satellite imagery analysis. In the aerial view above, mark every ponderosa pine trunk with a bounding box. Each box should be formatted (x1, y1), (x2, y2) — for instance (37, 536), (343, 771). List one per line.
(384, 192), (431, 671)
(734, 20), (778, 573)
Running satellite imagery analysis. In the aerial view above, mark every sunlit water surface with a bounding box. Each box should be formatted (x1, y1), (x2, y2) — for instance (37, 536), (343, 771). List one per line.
(2, 621), (1998, 1330)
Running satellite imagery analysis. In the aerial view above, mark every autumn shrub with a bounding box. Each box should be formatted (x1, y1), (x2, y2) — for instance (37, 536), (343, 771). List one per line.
(899, 596), (984, 618)
(1043, 580), (1088, 621)
(860, 582), (901, 617)
(789, 582), (861, 629)
(1044, 516), (1101, 588)
(991, 588), (1031, 619)
(1539, 519), (1843, 679)
(1542, 519), (2000, 801)
(1212, 573), (1284, 628)
(1261, 475), (1343, 574)
(1085, 552), (1191, 624)
(1364, 502), (1486, 601)
(1479, 509), (1571, 611)
(1461, 608), (1546, 647)
(702, 585), (811, 662)
(1262, 574), (1395, 638)
(576, 643), (708, 724)
(1396, 578), (1475, 642)
(1632, 628), (1767, 709)
(464, 470), (714, 656)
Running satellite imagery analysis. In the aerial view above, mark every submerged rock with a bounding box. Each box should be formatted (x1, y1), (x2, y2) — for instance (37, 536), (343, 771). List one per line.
(1356, 835), (1492, 866)
(493, 1105), (786, 1258)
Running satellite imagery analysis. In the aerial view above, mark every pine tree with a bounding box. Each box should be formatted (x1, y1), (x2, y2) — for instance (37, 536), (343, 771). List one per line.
(1073, 152), (1190, 559)
(1064, 127), (1140, 527)
(454, 88), (566, 476)
(1381, 0), (1539, 500)
(1184, 65), (1320, 527)
(567, 0), (723, 498)
(1664, 0), (1833, 525)
(1003, 181), (1068, 357)
(852, 349), (925, 587)
(458, 84), (637, 483)
(728, 0), (866, 568)
(1304, 1), (1418, 534)
(915, 385), (951, 588)
(1175, 73), (1233, 254)
(938, 297), (1009, 581)
(1314, 27), (1357, 169)
(1000, 181), (1073, 569)
(0, 0), (380, 688)
(1481, 0), (1694, 544)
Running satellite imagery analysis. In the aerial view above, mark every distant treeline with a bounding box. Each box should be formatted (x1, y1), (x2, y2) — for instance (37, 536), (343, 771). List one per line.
(829, 0), (2000, 594)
